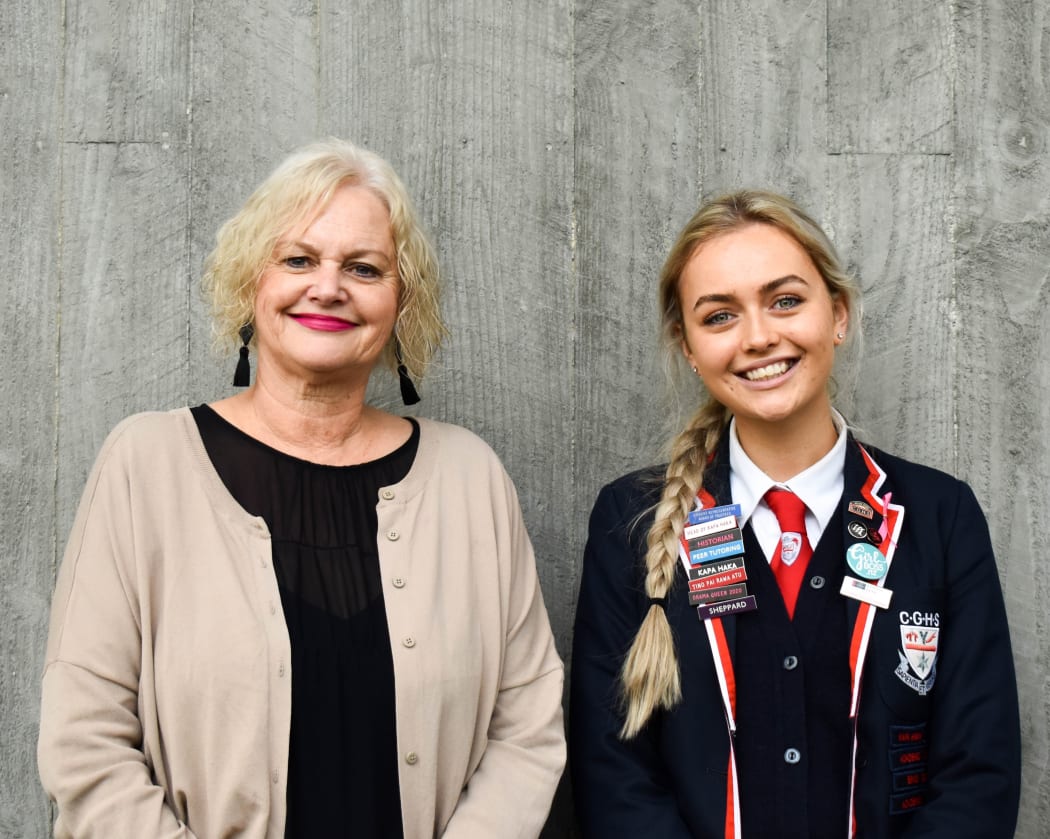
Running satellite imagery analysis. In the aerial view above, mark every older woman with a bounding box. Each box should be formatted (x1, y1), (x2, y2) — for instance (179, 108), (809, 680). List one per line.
(38, 139), (565, 839)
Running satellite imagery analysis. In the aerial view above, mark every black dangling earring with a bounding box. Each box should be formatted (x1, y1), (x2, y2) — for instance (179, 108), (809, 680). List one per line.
(233, 324), (254, 387)
(395, 339), (420, 406)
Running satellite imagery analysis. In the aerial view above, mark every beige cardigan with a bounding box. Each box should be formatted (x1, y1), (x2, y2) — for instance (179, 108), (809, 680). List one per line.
(38, 409), (565, 838)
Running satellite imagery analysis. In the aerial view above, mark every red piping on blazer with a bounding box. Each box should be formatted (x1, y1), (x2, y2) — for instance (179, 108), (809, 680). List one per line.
(676, 445), (906, 839)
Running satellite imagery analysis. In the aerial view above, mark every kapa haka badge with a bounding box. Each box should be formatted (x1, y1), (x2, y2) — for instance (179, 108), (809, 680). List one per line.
(895, 624), (939, 695)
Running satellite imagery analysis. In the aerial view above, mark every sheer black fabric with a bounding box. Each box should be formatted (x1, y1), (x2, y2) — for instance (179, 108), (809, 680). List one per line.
(192, 405), (417, 838)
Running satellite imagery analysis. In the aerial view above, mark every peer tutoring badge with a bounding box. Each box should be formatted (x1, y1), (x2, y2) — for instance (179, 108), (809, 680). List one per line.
(846, 542), (888, 580)
(690, 537), (747, 565)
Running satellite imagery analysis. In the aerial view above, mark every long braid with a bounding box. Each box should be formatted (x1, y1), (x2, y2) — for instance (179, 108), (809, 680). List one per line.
(619, 398), (729, 737)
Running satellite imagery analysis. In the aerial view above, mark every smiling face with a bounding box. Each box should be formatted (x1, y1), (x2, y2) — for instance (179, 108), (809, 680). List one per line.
(678, 223), (849, 438)
(252, 182), (399, 386)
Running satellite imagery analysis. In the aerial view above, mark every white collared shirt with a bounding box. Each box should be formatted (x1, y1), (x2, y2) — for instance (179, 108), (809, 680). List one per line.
(729, 410), (848, 564)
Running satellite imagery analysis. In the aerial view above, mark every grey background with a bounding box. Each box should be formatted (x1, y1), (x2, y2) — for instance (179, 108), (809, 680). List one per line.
(2, 0), (1048, 836)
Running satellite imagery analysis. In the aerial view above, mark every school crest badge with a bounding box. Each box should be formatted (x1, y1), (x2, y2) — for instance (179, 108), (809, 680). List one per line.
(895, 624), (939, 694)
(780, 532), (803, 565)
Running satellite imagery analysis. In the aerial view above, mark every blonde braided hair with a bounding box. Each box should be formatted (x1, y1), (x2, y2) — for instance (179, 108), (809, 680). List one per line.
(619, 190), (860, 737)
(619, 397), (729, 737)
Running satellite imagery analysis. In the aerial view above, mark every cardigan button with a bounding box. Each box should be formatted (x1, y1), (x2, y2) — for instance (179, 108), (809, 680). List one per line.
(809, 575), (826, 590)
(402, 636), (416, 648)
(271, 770), (280, 784)
(380, 488), (395, 500)
(783, 655), (798, 671)
(387, 529), (401, 541)
(392, 576), (406, 589)
(405, 751), (419, 765)
(784, 748), (801, 764)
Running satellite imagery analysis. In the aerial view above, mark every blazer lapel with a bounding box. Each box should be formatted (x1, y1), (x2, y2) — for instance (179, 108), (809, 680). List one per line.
(842, 441), (876, 638)
(841, 435), (906, 717)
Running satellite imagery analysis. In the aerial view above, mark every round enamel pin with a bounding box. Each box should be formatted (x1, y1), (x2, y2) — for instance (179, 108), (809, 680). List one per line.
(846, 542), (888, 580)
(847, 520), (868, 540)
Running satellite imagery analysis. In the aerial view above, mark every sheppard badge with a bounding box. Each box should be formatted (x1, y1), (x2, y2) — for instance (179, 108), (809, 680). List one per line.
(895, 624), (939, 695)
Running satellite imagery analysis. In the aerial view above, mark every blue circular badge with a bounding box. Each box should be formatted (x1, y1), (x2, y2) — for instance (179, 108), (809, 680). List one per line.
(846, 542), (888, 580)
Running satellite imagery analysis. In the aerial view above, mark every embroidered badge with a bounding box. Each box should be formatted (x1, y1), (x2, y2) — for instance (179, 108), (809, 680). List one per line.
(895, 616), (940, 695)
(780, 532), (803, 565)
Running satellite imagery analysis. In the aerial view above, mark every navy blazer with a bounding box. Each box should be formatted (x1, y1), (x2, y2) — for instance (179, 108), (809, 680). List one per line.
(570, 436), (1020, 838)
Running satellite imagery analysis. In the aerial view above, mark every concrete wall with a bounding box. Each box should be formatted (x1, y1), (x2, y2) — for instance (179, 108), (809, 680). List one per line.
(2, 1), (1047, 836)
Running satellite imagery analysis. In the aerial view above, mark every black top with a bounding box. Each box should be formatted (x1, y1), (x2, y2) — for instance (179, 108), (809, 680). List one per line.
(192, 405), (417, 839)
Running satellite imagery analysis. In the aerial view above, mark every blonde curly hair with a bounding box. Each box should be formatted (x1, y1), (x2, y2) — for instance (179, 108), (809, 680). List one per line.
(619, 190), (861, 738)
(201, 138), (446, 380)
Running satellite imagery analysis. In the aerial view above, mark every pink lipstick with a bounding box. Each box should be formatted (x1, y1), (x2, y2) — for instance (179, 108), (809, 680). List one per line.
(289, 314), (355, 332)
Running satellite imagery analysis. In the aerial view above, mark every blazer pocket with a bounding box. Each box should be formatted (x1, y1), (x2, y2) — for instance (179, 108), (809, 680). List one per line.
(873, 588), (945, 720)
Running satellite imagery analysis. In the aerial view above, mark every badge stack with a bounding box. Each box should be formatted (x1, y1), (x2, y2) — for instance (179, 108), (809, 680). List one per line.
(683, 504), (759, 621)
(839, 498), (894, 610)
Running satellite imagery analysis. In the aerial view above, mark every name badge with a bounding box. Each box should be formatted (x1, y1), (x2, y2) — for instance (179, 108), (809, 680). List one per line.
(696, 595), (758, 620)
(840, 575), (893, 609)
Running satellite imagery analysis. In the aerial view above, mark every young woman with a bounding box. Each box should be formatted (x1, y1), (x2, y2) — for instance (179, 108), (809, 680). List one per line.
(569, 191), (1020, 838)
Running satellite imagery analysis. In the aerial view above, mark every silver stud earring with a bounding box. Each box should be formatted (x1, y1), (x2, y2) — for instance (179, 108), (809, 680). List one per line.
(836, 332), (845, 340)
